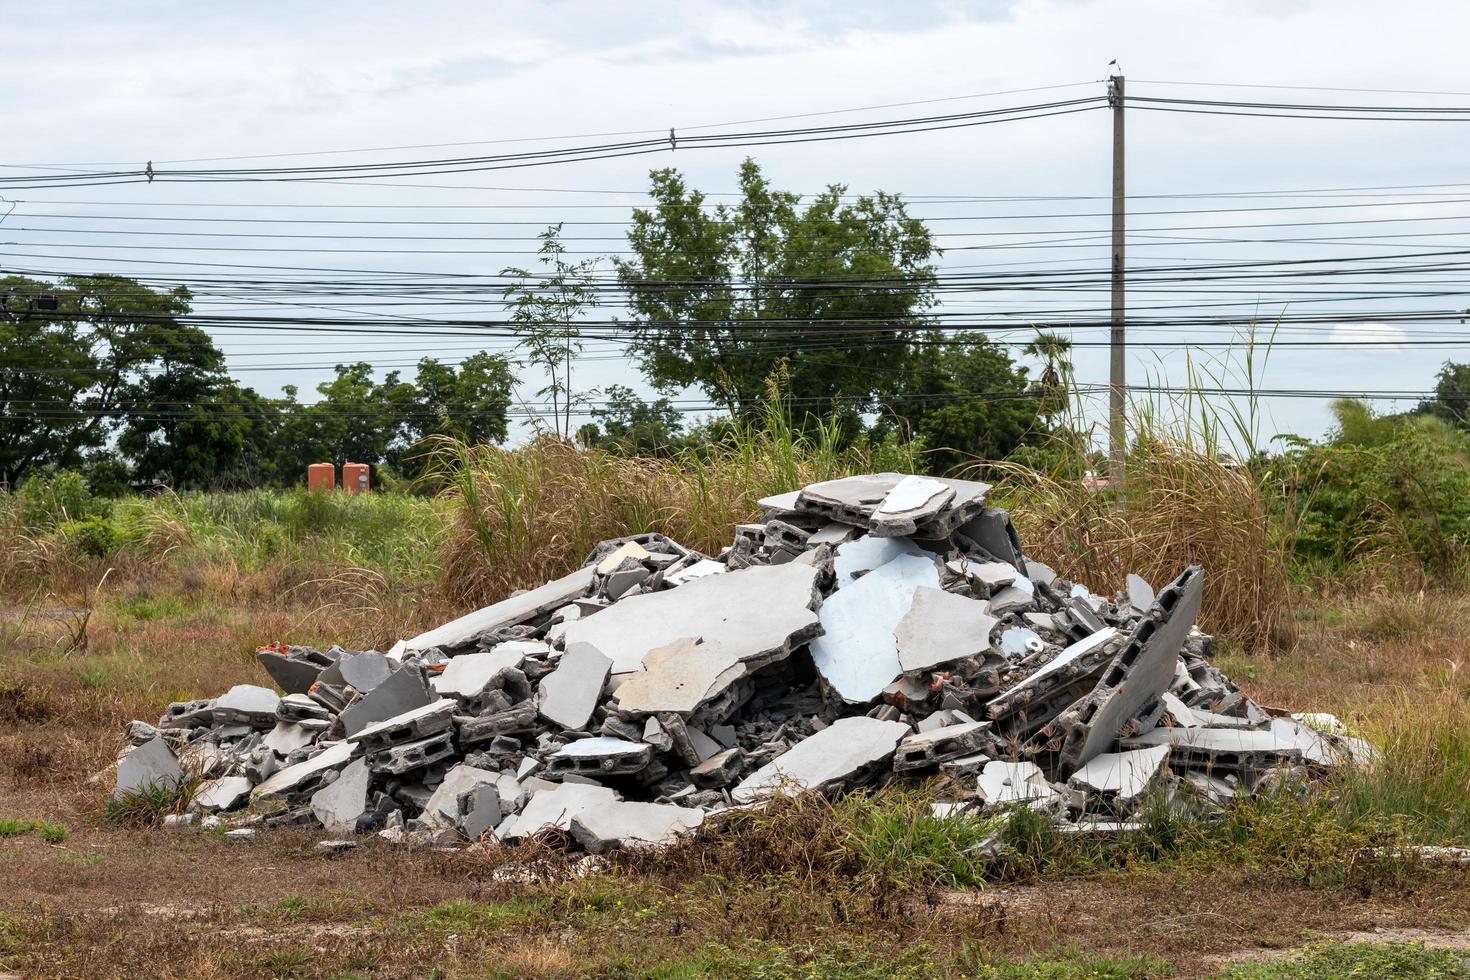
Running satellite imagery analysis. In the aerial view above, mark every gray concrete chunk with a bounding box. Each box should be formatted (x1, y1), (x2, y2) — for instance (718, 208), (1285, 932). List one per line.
(569, 801), (704, 853)
(421, 763), (499, 831)
(539, 642), (612, 730)
(253, 741), (359, 801)
(498, 782), (620, 840)
(310, 758), (370, 835)
(191, 775), (252, 812)
(614, 637), (743, 716)
(338, 667), (434, 738)
(977, 760), (1058, 806)
(895, 587), (999, 673)
(212, 684), (281, 728)
(732, 717), (911, 803)
(432, 649), (524, 700)
(893, 721), (993, 771)
(870, 476), (955, 537)
(348, 698), (457, 750)
(547, 736), (653, 777)
(1067, 745), (1171, 802)
(113, 735), (182, 799)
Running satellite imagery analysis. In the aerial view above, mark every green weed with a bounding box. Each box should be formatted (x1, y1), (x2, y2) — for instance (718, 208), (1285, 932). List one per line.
(1219, 940), (1470, 978)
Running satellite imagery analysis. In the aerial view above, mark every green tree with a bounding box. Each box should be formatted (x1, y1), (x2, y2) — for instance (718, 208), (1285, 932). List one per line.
(581, 384), (685, 454)
(1416, 360), (1470, 426)
(617, 160), (937, 419)
(501, 226), (597, 438)
(397, 354), (516, 475)
(873, 333), (1043, 474)
(0, 273), (196, 485)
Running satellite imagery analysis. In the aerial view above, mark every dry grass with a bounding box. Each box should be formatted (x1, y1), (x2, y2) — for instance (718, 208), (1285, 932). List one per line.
(991, 440), (1293, 652)
(432, 417), (894, 606)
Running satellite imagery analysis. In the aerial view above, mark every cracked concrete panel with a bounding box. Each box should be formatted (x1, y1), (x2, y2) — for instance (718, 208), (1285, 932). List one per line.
(499, 782), (620, 840)
(1121, 726), (1304, 767)
(977, 760), (1058, 806)
(538, 642), (612, 730)
(347, 699), (457, 748)
(811, 553), (940, 703)
(732, 716), (911, 803)
(421, 763), (499, 830)
(988, 627), (1119, 711)
(595, 541), (650, 576)
(191, 776), (252, 812)
(561, 562), (821, 677)
(338, 667), (434, 738)
(832, 534), (925, 587)
(404, 565), (595, 654)
(1125, 573), (1156, 612)
(1068, 745), (1171, 802)
(310, 758), (371, 836)
(613, 638), (743, 716)
(895, 587), (999, 673)
(569, 801), (705, 853)
(263, 721), (317, 756)
(113, 736), (182, 799)
(432, 649), (525, 699)
(870, 476), (955, 537)
(796, 473), (905, 523)
(338, 652), (392, 694)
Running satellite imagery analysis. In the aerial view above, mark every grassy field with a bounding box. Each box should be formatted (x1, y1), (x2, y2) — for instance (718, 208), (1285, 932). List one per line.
(3, 442), (1470, 977)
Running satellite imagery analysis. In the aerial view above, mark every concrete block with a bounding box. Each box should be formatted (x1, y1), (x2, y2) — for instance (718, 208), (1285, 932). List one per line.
(212, 685), (281, 728)
(546, 737), (653, 777)
(338, 667), (434, 738)
(253, 741), (359, 802)
(569, 801), (704, 853)
(893, 721), (993, 772)
(349, 699), (457, 752)
(369, 731), (456, 775)
(311, 758), (371, 835)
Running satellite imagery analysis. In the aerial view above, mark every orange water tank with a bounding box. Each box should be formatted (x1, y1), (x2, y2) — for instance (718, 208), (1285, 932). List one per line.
(307, 462), (336, 492)
(342, 462), (370, 494)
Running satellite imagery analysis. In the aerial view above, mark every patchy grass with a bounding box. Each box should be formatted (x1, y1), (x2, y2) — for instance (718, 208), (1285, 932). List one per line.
(1219, 940), (1470, 978)
(102, 778), (197, 826)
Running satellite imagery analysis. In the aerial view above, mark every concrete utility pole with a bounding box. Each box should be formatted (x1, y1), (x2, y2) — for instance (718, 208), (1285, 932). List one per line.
(1107, 73), (1126, 490)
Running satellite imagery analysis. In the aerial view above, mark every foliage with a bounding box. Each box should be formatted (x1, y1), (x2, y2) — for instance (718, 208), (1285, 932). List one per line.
(580, 384), (686, 454)
(501, 225), (598, 438)
(102, 777), (197, 826)
(617, 159), (937, 419)
(15, 469), (106, 528)
(1281, 399), (1470, 574)
(872, 331), (1045, 474)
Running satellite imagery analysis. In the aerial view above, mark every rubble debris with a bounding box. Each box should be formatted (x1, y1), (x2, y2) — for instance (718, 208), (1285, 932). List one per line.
(115, 472), (1371, 854)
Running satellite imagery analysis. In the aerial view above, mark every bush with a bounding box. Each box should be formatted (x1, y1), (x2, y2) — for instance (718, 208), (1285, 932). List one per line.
(60, 514), (123, 558)
(15, 470), (107, 529)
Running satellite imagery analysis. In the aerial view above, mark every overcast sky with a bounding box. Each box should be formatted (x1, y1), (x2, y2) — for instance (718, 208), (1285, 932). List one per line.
(5, 0), (1470, 450)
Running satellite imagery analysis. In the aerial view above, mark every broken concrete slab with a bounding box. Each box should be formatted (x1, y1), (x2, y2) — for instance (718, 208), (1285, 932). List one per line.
(870, 475), (955, 537)
(310, 758), (370, 835)
(569, 800), (704, 853)
(956, 508), (1025, 569)
(1125, 573), (1156, 612)
(546, 737), (653, 777)
(255, 645), (332, 695)
(212, 684), (281, 728)
(561, 561), (821, 677)
(1067, 745), (1171, 802)
(1053, 566), (1205, 774)
(732, 716), (911, 803)
(977, 760), (1058, 807)
(404, 565), (596, 654)
(191, 775), (252, 812)
(895, 587), (999, 674)
(986, 627), (1119, 718)
(264, 721), (318, 756)
(432, 648), (525, 700)
(595, 540), (651, 576)
(369, 731), (457, 775)
(810, 553), (939, 703)
(833, 533), (924, 587)
(113, 736), (182, 799)
(664, 559), (726, 587)
(499, 782), (620, 840)
(421, 763), (499, 831)
(1120, 726), (1304, 770)
(348, 698), (457, 751)
(539, 642), (612, 730)
(613, 637), (744, 717)
(253, 740), (359, 801)
(337, 652), (392, 694)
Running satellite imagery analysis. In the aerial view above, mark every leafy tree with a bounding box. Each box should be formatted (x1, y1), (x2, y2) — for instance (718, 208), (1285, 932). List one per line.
(0, 274), (191, 485)
(617, 160), (937, 418)
(1416, 361), (1470, 427)
(501, 226), (597, 438)
(580, 384), (685, 454)
(397, 354), (516, 475)
(872, 333), (1043, 474)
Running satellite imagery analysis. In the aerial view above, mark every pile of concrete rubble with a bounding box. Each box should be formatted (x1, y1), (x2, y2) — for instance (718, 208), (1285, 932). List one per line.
(114, 473), (1369, 852)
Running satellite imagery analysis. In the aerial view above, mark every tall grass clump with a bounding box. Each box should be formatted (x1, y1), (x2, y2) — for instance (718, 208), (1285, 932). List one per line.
(1333, 686), (1470, 843)
(432, 394), (914, 606)
(985, 343), (1295, 651)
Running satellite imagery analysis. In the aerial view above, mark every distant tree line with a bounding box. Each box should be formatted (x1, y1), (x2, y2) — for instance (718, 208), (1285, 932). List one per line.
(3, 159), (1066, 492)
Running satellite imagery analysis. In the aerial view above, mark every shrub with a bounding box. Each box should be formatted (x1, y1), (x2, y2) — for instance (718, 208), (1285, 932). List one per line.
(60, 514), (123, 558)
(16, 470), (107, 530)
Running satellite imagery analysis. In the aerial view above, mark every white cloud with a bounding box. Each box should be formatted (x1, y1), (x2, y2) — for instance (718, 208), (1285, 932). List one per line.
(1327, 322), (1410, 349)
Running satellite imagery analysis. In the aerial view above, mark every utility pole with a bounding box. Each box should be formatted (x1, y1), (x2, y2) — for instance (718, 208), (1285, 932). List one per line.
(1107, 73), (1126, 491)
